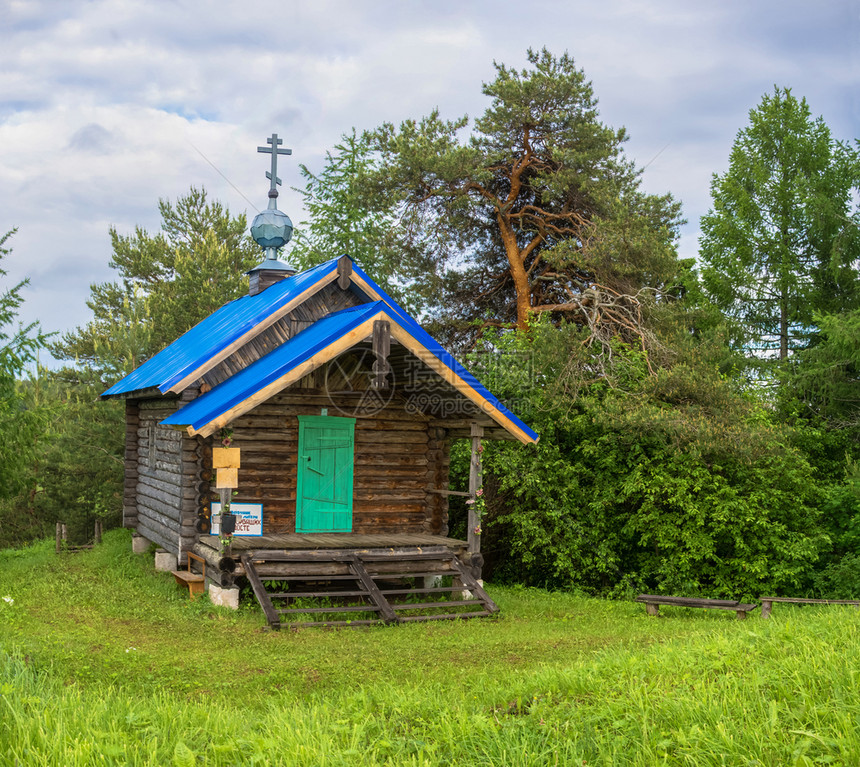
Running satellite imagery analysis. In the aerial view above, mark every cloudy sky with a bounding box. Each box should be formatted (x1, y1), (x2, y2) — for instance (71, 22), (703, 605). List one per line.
(2, 0), (858, 351)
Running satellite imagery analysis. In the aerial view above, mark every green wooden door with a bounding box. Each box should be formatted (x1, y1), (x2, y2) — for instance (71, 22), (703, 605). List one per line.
(296, 415), (356, 533)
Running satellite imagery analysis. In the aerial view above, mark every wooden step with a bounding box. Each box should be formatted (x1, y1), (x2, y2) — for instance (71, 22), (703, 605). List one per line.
(241, 549), (499, 629)
(259, 574), (360, 581)
(399, 612), (492, 622)
(391, 600), (481, 610)
(276, 605), (381, 615)
(365, 570), (455, 579)
(270, 589), (369, 599)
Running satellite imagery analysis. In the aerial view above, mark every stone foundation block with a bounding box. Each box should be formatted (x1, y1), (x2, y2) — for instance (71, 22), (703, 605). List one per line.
(131, 533), (151, 554)
(154, 550), (177, 572)
(209, 583), (240, 610)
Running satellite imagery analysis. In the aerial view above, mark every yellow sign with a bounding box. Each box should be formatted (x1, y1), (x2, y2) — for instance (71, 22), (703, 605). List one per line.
(215, 467), (238, 488)
(213, 447), (240, 469)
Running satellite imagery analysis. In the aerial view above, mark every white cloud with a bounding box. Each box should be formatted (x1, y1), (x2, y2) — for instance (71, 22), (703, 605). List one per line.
(1, 0), (857, 348)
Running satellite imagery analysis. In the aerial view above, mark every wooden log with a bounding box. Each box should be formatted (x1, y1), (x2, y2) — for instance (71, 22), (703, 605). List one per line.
(136, 495), (184, 524)
(135, 451), (183, 474)
(134, 465), (183, 486)
(354, 454), (429, 467)
(352, 501), (426, 513)
(136, 507), (186, 537)
(355, 478), (427, 491)
(190, 542), (237, 574)
(135, 518), (175, 554)
(251, 561), (353, 577)
(122, 504), (138, 528)
(352, 491), (427, 503)
(354, 431), (429, 445)
(137, 479), (182, 508)
(138, 398), (180, 411)
(352, 512), (428, 527)
(354, 419), (426, 432)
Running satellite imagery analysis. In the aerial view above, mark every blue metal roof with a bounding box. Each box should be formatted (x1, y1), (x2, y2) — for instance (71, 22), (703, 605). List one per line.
(102, 259), (338, 396)
(163, 304), (538, 443)
(162, 303), (384, 432)
(104, 254), (538, 442)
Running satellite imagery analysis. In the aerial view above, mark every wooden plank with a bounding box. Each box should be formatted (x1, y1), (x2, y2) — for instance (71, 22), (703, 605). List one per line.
(450, 557), (498, 614)
(172, 571), (205, 584)
(391, 600), (481, 610)
(240, 554), (281, 629)
(270, 590), (368, 599)
(358, 550), (461, 562)
(254, 563), (353, 577)
(281, 619), (384, 628)
(378, 586), (461, 596)
(397, 612), (492, 623)
(276, 605), (379, 615)
(635, 595), (741, 608)
(759, 596), (860, 605)
(348, 558), (398, 623)
(363, 567), (455, 577)
(337, 254), (353, 289)
(372, 319), (391, 390)
(260, 573), (358, 581)
(249, 550), (359, 562)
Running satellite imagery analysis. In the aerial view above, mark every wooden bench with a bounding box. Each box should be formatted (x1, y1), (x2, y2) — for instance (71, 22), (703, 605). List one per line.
(172, 552), (206, 599)
(760, 596), (860, 618)
(636, 594), (758, 620)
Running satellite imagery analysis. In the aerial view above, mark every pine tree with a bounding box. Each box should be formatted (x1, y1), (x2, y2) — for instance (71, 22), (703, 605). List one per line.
(368, 48), (685, 349)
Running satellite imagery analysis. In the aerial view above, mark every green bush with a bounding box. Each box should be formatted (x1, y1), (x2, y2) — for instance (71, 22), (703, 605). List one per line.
(475, 320), (828, 598)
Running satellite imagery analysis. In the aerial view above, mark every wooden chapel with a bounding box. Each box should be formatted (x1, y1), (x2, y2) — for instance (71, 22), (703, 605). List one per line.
(102, 134), (538, 628)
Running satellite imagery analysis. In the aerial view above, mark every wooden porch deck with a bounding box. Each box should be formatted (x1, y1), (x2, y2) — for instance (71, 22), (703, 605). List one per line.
(198, 532), (468, 553)
(190, 534), (492, 628)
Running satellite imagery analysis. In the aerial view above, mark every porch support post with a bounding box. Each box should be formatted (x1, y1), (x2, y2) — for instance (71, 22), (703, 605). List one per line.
(467, 422), (483, 555)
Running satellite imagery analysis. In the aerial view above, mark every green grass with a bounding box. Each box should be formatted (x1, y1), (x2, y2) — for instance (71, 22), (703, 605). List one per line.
(1, 529), (859, 765)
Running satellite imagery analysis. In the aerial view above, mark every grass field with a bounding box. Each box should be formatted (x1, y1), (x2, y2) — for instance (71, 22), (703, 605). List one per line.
(1, 530), (858, 765)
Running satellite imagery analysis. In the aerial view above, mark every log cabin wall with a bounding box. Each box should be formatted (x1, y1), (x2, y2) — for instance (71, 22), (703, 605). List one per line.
(123, 400), (139, 529)
(217, 388), (451, 536)
(136, 399), (198, 556)
(426, 427), (451, 536)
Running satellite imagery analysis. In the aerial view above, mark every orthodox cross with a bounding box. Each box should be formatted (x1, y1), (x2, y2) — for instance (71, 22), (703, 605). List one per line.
(257, 133), (292, 192)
